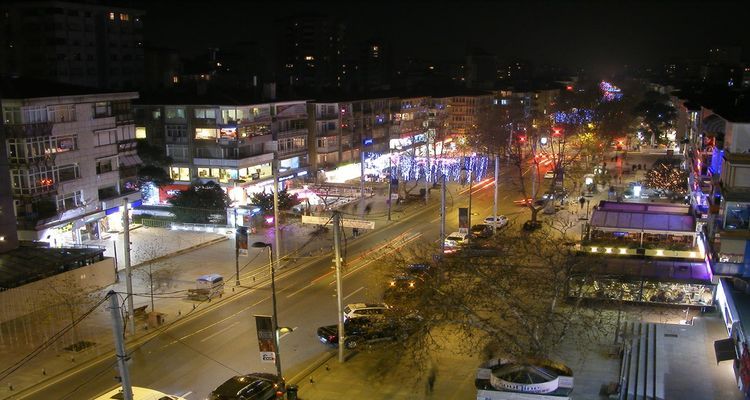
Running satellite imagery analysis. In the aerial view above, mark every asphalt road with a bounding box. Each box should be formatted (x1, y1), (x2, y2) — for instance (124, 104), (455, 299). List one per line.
(22, 167), (531, 400)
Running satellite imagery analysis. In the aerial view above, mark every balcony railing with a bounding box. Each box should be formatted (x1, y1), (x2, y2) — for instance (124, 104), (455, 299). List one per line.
(1, 122), (54, 138)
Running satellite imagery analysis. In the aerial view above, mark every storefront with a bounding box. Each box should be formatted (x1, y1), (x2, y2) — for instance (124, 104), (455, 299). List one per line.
(101, 198), (142, 233)
(568, 257), (716, 308)
(39, 209), (106, 246)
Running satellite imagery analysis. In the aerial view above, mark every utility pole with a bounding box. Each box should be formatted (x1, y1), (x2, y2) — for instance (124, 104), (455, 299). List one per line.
(332, 212), (345, 362)
(360, 145), (366, 206)
(107, 291), (133, 400)
(440, 174), (446, 255)
(424, 139), (430, 204)
(467, 163), (473, 249)
(387, 152), (393, 221)
(493, 154), (499, 234)
(273, 160), (281, 271)
(121, 198), (134, 335)
(234, 208), (240, 286)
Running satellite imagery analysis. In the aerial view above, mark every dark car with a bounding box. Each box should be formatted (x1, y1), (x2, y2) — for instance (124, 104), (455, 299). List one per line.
(317, 316), (413, 349)
(522, 220), (542, 231)
(209, 373), (284, 400)
(471, 224), (493, 238)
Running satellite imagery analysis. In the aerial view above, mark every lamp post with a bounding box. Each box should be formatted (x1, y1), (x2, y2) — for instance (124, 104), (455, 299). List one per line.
(251, 241), (282, 380)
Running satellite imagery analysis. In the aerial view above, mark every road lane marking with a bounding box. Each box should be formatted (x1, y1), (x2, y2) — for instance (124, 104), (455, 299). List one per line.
(179, 391), (193, 397)
(160, 296), (268, 349)
(199, 321), (239, 343)
(344, 286), (365, 301)
(285, 282), (314, 298)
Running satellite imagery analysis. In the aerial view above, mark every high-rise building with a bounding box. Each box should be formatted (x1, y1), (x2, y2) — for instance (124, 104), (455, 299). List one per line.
(276, 14), (347, 91)
(0, 0), (145, 90)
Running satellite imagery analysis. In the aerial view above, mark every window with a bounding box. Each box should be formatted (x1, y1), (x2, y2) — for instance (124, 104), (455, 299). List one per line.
(197, 168), (214, 178)
(3, 106), (21, 124)
(135, 127), (146, 139)
(95, 130), (118, 146)
(195, 128), (218, 140)
(57, 164), (80, 182)
(57, 190), (83, 210)
(97, 185), (119, 200)
(93, 101), (111, 118)
(166, 125), (187, 139)
(170, 167), (190, 181)
(725, 203), (750, 230)
(119, 13), (129, 21)
(166, 145), (189, 161)
(194, 108), (217, 119)
(108, 12), (115, 20)
(165, 107), (185, 120)
(152, 109), (162, 120)
(23, 107), (47, 123)
(47, 104), (76, 123)
(96, 157), (116, 174)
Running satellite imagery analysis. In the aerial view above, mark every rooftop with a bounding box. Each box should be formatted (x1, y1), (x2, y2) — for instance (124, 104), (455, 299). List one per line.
(574, 257), (712, 284)
(0, 246), (106, 290)
(0, 75), (126, 99)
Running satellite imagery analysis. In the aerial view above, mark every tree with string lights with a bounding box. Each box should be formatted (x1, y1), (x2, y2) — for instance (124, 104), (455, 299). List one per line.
(644, 162), (688, 196)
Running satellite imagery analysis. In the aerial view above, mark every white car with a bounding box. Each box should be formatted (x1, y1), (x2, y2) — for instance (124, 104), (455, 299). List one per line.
(483, 215), (508, 228)
(444, 231), (469, 248)
(544, 170), (555, 179)
(94, 386), (187, 400)
(343, 303), (390, 320)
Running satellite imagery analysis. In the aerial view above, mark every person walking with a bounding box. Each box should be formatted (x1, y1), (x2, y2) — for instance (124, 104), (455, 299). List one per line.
(425, 367), (437, 396)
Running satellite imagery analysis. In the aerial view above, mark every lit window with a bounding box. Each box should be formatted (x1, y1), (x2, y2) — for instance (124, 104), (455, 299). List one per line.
(120, 13), (129, 21)
(304, 56), (314, 61)
(108, 12), (115, 20)
(135, 127), (146, 139)
(172, 76), (179, 83)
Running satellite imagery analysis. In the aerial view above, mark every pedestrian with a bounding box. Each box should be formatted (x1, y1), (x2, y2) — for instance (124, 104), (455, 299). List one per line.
(426, 367), (437, 395)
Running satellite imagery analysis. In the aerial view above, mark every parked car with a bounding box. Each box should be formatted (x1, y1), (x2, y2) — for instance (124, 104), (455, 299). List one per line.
(343, 303), (390, 321)
(317, 316), (417, 349)
(209, 373), (284, 400)
(471, 224), (494, 238)
(483, 215), (508, 228)
(95, 386), (187, 400)
(544, 170), (555, 179)
(444, 231), (469, 250)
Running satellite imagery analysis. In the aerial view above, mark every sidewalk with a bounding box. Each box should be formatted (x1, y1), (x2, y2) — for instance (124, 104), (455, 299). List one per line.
(0, 193), (429, 399)
(285, 312), (739, 400)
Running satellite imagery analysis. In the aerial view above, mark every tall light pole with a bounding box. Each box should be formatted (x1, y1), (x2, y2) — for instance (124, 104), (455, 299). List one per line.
(251, 242), (282, 379)
(493, 154), (500, 234)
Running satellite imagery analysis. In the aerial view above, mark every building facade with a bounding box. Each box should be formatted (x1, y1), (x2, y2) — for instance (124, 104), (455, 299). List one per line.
(135, 97), (309, 205)
(0, 0), (145, 90)
(0, 77), (140, 245)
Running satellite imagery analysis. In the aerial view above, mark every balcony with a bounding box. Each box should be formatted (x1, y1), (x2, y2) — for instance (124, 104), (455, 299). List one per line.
(193, 152), (274, 169)
(317, 113), (339, 120)
(1, 122), (54, 138)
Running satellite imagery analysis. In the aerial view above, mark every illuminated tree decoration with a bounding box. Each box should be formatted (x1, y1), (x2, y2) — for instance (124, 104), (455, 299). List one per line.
(644, 163), (688, 196)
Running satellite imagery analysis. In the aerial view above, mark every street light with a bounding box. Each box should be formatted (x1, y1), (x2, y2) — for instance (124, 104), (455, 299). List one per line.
(251, 241), (283, 380)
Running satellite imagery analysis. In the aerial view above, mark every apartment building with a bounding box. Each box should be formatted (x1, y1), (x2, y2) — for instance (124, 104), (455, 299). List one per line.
(0, 0), (145, 90)
(307, 96), (397, 177)
(135, 94), (309, 205)
(0, 76), (140, 246)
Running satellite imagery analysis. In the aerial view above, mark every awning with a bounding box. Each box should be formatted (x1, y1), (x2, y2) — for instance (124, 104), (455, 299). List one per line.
(714, 338), (737, 363)
(119, 154), (142, 167)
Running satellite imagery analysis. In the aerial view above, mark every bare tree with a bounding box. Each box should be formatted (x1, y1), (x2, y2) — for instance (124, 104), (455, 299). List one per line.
(367, 228), (625, 367)
(33, 274), (104, 350)
(133, 242), (177, 313)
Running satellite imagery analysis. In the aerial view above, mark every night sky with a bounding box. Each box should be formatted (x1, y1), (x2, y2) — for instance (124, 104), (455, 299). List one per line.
(144, 0), (750, 74)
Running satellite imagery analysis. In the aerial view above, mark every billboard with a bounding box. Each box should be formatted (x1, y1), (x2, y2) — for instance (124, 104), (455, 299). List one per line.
(254, 315), (276, 363)
(237, 227), (248, 256)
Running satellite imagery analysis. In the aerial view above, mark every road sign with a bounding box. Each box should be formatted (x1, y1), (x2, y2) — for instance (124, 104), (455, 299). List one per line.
(302, 215), (375, 230)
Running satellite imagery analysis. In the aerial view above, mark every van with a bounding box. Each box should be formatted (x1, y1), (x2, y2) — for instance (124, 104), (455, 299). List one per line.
(93, 386), (186, 400)
(188, 274), (225, 300)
